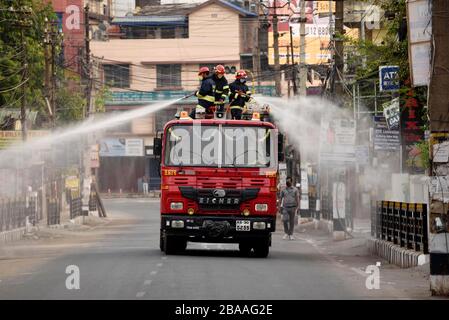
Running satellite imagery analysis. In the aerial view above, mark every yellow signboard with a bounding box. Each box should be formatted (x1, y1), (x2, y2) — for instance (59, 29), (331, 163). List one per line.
(65, 176), (80, 190)
(316, 1), (335, 14)
(0, 130), (50, 149)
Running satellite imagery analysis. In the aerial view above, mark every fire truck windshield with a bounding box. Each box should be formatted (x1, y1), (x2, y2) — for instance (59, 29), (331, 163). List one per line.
(164, 124), (276, 168)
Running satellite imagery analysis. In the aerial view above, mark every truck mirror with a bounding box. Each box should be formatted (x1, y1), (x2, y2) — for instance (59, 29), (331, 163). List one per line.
(278, 133), (284, 162)
(153, 137), (162, 157)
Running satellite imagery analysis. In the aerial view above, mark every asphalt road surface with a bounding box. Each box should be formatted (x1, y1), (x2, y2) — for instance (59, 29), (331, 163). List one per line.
(0, 198), (432, 300)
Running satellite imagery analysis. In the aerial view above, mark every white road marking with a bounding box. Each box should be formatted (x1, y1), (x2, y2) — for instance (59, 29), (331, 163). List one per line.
(150, 271), (157, 275)
(161, 257), (167, 260)
(157, 263), (163, 267)
(144, 280), (152, 286)
(351, 267), (368, 277)
(136, 291), (146, 298)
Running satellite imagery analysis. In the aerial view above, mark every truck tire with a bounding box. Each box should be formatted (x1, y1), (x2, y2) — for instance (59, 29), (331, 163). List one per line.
(253, 237), (270, 258)
(239, 242), (252, 257)
(164, 235), (187, 255)
(160, 231), (165, 252)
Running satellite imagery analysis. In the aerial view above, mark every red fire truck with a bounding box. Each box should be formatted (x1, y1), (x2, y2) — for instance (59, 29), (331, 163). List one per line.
(154, 111), (283, 257)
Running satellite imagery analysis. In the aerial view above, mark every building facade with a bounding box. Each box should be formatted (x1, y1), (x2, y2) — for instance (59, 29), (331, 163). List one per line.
(91, 0), (267, 193)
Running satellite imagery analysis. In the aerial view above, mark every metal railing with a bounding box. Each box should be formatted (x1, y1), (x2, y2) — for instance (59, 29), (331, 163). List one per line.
(0, 196), (39, 232)
(47, 198), (61, 225)
(372, 201), (429, 254)
(68, 189), (83, 219)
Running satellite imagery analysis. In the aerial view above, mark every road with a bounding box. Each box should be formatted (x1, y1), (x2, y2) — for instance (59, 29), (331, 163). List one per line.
(0, 198), (432, 300)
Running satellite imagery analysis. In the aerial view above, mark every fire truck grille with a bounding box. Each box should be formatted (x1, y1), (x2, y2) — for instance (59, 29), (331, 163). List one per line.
(178, 186), (260, 211)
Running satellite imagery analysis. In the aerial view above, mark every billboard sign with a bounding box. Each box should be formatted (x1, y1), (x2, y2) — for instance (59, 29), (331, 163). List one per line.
(407, 0), (432, 87)
(373, 116), (400, 151)
(99, 138), (144, 157)
(379, 66), (399, 91)
(319, 119), (356, 163)
(383, 98), (400, 129)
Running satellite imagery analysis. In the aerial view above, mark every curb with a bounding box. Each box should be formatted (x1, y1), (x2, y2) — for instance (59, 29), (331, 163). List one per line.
(101, 193), (161, 199)
(366, 238), (429, 268)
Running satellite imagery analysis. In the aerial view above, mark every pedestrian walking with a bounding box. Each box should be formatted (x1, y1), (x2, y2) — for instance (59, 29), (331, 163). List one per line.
(142, 175), (149, 195)
(280, 178), (300, 240)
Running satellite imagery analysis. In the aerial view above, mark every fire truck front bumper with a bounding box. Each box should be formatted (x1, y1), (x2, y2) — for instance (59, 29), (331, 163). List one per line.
(161, 215), (276, 242)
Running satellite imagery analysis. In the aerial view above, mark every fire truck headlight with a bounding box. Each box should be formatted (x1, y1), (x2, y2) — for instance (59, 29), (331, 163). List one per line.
(171, 220), (184, 228)
(255, 204), (268, 212)
(253, 222), (266, 230)
(170, 202), (184, 210)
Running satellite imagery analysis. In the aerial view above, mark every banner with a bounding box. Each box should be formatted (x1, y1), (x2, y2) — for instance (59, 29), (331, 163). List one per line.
(373, 116), (400, 151)
(407, 0), (432, 86)
(99, 138), (144, 157)
(0, 130), (50, 149)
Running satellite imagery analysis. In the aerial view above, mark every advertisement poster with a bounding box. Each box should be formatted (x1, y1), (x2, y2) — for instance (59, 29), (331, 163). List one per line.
(99, 138), (144, 157)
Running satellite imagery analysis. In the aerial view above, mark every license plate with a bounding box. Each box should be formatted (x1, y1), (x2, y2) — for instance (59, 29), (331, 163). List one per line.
(236, 220), (251, 231)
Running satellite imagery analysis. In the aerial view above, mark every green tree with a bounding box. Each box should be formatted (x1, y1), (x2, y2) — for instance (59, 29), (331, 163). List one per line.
(0, 0), (56, 112)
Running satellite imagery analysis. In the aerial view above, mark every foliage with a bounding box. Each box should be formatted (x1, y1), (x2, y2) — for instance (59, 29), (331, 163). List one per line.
(0, 0), (56, 111)
(55, 80), (85, 123)
(0, 0), (104, 126)
(94, 86), (112, 114)
(344, 0), (409, 83)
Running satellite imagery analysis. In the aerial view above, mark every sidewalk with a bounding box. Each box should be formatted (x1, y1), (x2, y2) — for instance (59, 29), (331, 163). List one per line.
(101, 191), (161, 199)
(282, 217), (432, 298)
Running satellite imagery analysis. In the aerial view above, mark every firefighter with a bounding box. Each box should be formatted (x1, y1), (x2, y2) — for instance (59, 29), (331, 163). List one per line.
(211, 64), (229, 115)
(229, 70), (252, 120)
(190, 66), (216, 119)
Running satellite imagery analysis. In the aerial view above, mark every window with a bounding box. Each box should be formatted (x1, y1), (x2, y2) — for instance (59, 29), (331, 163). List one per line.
(164, 125), (275, 168)
(240, 55), (253, 72)
(161, 27), (176, 39)
(104, 64), (130, 88)
(156, 64), (181, 88)
(124, 26), (156, 39)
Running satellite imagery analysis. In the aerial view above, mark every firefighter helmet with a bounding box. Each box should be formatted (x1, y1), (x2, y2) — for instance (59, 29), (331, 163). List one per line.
(198, 66), (210, 75)
(214, 64), (225, 75)
(235, 70), (247, 79)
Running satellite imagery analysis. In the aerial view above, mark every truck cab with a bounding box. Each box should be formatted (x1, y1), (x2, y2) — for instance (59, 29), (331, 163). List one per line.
(155, 112), (283, 257)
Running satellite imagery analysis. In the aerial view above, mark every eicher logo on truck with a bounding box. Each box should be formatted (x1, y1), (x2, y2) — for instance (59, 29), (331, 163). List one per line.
(213, 189), (226, 197)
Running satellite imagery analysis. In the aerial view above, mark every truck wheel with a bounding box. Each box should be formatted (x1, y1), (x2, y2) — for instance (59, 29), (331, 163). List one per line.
(253, 237), (270, 258)
(164, 235), (187, 255)
(239, 242), (252, 257)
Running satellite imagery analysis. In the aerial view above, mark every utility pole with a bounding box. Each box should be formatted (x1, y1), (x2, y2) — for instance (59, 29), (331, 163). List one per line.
(20, 26), (28, 142)
(253, 1), (262, 89)
(298, 0), (306, 97)
(84, 4), (93, 118)
(286, 44), (290, 98)
(334, 0), (345, 100)
(289, 25), (297, 95)
(428, 0), (449, 296)
(44, 18), (51, 123)
(272, 2), (282, 97)
(50, 24), (57, 127)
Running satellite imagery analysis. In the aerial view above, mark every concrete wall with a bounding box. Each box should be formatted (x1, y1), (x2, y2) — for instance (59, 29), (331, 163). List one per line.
(91, 4), (242, 64)
(388, 174), (429, 204)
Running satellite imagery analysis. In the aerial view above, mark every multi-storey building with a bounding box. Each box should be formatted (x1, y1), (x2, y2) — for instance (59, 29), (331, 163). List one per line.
(91, 0), (272, 193)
